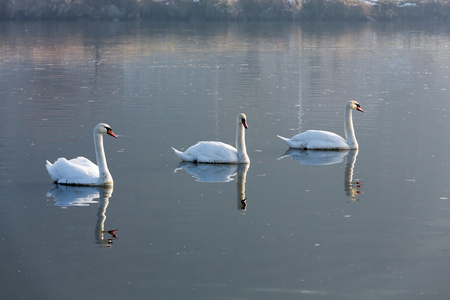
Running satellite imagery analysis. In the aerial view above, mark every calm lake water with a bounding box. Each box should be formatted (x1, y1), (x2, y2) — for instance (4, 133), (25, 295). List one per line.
(1, 20), (450, 299)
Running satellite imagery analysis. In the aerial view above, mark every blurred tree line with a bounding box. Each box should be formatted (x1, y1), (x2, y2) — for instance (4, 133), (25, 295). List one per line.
(0, 0), (448, 21)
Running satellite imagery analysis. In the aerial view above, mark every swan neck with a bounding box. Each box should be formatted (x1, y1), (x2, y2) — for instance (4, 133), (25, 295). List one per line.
(94, 131), (112, 184)
(344, 107), (358, 149)
(236, 122), (249, 163)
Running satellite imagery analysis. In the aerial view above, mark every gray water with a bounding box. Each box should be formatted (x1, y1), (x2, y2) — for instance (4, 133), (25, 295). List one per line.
(1, 20), (450, 299)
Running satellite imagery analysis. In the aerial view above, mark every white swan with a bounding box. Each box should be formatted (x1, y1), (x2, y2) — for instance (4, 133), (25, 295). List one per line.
(172, 113), (250, 164)
(46, 123), (117, 186)
(277, 100), (363, 150)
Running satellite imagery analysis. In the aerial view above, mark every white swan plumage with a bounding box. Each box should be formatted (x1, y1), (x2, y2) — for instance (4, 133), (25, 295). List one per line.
(46, 123), (117, 186)
(172, 113), (250, 164)
(277, 101), (363, 150)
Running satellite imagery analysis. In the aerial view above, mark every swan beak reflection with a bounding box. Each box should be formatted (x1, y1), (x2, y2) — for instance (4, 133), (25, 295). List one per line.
(104, 229), (119, 238)
(239, 198), (248, 211)
(102, 229), (119, 244)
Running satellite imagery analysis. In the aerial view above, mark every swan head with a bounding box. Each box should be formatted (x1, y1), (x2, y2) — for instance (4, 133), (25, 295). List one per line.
(347, 100), (364, 113)
(237, 113), (248, 129)
(95, 123), (117, 138)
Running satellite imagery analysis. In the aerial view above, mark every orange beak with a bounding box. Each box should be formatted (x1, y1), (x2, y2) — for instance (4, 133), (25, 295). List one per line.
(107, 128), (117, 138)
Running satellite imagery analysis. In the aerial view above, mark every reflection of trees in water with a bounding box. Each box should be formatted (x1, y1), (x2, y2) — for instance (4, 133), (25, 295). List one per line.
(46, 185), (118, 247)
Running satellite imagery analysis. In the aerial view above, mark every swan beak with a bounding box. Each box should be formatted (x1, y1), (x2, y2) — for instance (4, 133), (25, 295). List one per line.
(107, 129), (118, 138)
(242, 120), (248, 129)
(356, 106), (364, 113)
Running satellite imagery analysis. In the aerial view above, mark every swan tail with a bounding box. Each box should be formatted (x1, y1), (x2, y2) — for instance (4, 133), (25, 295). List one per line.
(45, 160), (58, 181)
(277, 135), (304, 149)
(277, 135), (289, 141)
(46, 160), (53, 168)
(277, 135), (292, 146)
(172, 147), (195, 162)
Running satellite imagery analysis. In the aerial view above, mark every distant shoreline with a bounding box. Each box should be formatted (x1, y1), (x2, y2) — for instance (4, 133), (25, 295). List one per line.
(1, 0), (449, 22)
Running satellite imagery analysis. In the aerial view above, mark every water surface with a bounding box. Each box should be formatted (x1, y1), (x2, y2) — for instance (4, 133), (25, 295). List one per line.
(1, 20), (450, 299)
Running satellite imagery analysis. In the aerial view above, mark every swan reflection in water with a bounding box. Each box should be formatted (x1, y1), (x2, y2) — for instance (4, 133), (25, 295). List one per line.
(174, 162), (250, 211)
(343, 150), (363, 201)
(279, 149), (362, 201)
(46, 185), (118, 247)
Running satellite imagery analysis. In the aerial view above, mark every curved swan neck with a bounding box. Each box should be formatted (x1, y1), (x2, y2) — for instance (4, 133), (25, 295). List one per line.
(344, 106), (358, 149)
(236, 121), (250, 163)
(94, 130), (112, 184)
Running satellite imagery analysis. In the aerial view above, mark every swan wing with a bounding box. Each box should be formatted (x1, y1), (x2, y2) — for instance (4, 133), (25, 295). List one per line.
(46, 157), (100, 185)
(173, 141), (238, 163)
(279, 130), (349, 150)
